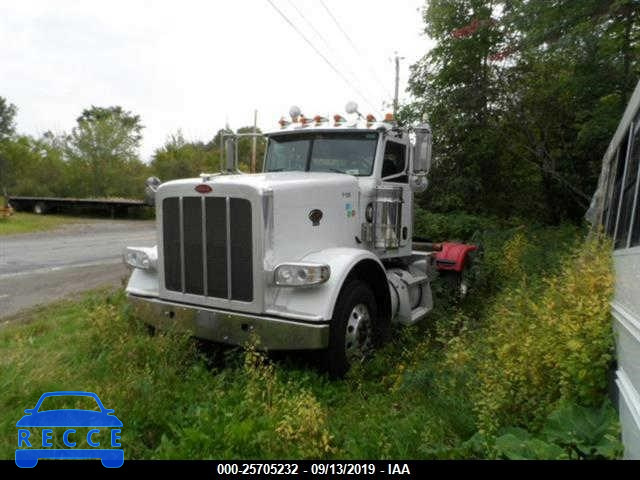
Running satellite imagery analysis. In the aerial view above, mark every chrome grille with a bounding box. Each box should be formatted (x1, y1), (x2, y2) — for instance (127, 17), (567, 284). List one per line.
(162, 196), (253, 301)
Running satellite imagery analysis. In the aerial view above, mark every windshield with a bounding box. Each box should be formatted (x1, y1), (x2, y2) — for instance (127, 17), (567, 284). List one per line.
(38, 395), (101, 412)
(264, 132), (378, 176)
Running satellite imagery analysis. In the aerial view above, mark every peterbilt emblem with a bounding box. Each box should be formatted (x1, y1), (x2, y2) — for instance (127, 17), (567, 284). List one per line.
(195, 184), (212, 194)
(308, 209), (323, 226)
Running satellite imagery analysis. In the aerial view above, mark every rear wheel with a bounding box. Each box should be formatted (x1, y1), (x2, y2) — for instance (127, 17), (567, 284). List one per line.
(324, 280), (382, 378)
(442, 245), (482, 298)
(441, 268), (471, 298)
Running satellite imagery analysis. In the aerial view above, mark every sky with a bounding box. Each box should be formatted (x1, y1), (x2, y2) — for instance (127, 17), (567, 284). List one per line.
(0, 0), (433, 161)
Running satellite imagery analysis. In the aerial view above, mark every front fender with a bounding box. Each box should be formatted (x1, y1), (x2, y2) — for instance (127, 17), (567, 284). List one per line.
(265, 248), (386, 321)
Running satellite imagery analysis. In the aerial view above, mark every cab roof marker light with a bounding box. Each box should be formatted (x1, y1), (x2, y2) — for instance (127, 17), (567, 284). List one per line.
(384, 112), (395, 123)
(299, 115), (310, 127)
(313, 115), (328, 126)
(278, 117), (290, 129)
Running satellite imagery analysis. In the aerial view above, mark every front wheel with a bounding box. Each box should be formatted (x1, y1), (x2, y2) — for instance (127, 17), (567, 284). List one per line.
(324, 280), (383, 378)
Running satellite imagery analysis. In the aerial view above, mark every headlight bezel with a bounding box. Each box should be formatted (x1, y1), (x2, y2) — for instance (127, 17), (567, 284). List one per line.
(273, 262), (330, 287)
(123, 246), (158, 271)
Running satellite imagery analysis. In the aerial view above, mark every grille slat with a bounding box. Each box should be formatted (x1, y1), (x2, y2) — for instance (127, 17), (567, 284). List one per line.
(162, 198), (181, 292)
(183, 197), (204, 295)
(230, 198), (253, 301)
(163, 195), (253, 302)
(205, 197), (228, 298)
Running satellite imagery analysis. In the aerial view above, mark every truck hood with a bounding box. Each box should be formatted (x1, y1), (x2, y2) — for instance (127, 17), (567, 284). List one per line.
(156, 171), (362, 268)
(158, 171), (359, 195)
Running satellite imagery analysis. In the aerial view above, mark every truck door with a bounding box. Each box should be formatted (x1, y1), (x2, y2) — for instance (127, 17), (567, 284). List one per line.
(380, 139), (411, 247)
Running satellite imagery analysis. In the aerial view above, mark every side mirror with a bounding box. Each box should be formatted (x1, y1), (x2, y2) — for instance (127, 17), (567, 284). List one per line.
(412, 123), (432, 174)
(410, 123), (432, 193)
(144, 176), (161, 207)
(146, 176), (161, 189)
(225, 138), (237, 172)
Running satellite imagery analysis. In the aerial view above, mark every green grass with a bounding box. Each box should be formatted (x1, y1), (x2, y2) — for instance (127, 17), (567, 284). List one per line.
(0, 288), (474, 459)
(0, 216), (620, 459)
(0, 212), (81, 236)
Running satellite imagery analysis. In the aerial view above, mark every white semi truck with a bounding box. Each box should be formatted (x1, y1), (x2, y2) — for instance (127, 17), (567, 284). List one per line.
(124, 103), (475, 376)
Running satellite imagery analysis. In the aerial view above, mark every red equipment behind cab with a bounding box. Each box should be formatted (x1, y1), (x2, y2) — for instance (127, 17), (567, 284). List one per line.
(435, 242), (478, 272)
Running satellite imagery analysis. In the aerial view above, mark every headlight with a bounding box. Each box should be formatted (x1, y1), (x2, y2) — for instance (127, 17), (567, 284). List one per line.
(274, 263), (330, 287)
(123, 246), (157, 271)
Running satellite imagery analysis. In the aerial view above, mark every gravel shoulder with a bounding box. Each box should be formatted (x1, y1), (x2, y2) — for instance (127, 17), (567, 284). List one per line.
(0, 219), (156, 320)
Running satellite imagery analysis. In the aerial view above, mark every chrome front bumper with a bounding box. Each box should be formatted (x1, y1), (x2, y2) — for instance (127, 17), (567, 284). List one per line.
(127, 294), (330, 350)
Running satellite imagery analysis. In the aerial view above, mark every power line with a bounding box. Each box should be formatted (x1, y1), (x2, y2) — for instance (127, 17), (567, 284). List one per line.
(285, 0), (335, 57)
(265, 0), (380, 114)
(284, 0), (380, 105)
(319, 0), (393, 100)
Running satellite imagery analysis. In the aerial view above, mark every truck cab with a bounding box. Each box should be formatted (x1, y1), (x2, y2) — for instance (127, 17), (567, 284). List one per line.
(125, 104), (462, 376)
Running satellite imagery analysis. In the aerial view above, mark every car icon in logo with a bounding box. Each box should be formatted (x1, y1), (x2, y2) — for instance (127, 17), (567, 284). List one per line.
(15, 391), (123, 468)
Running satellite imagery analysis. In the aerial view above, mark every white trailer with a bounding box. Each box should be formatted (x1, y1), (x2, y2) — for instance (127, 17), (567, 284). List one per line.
(124, 104), (475, 376)
(588, 79), (640, 458)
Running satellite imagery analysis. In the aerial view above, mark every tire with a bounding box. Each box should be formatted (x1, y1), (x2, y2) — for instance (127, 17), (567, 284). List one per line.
(324, 280), (383, 378)
(145, 323), (156, 336)
(441, 269), (470, 298)
(33, 202), (47, 215)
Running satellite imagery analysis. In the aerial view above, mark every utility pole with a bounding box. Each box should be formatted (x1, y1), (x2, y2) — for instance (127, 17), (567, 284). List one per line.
(251, 109), (257, 173)
(393, 52), (405, 117)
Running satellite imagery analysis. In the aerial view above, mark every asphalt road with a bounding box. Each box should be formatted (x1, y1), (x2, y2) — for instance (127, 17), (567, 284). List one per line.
(0, 220), (156, 320)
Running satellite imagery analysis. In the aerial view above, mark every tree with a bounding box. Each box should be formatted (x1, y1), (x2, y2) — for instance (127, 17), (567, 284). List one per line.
(403, 0), (640, 222)
(404, 1), (516, 215)
(0, 96), (17, 192)
(206, 127), (233, 151)
(150, 130), (219, 181)
(0, 134), (69, 197)
(64, 106), (147, 198)
(0, 97), (17, 140)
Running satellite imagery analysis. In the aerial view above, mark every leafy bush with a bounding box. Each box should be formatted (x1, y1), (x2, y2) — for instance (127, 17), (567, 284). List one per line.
(395, 221), (618, 457)
(413, 209), (500, 242)
(469, 232), (615, 433)
(493, 402), (621, 459)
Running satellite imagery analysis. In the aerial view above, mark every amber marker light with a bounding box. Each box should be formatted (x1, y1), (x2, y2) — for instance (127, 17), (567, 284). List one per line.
(278, 117), (290, 128)
(313, 115), (328, 126)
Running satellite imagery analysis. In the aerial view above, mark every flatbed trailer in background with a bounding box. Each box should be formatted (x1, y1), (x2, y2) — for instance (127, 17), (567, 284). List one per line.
(7, 196), (148, 217)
